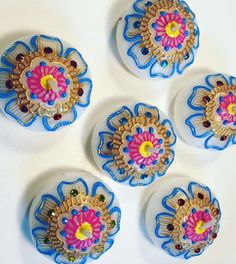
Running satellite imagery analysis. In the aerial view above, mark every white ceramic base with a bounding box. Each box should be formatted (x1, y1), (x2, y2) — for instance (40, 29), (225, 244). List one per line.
(92, 102), (177, 187)
(0, 34), (92, 132)
(116, 0), (199, 80)
(174, 73), (236, 151)
(145, 176), (221, 259)
(29, 170), (121, 264)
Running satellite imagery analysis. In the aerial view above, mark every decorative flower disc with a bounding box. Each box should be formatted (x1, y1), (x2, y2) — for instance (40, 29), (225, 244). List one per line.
(93, 103), (176, 187)
(146, 179), (221, 259)
(117, 0), (199, 79)
(30, 174), (121, 264)
(0, 34), (92, 131)
(184, 73), (236, 150)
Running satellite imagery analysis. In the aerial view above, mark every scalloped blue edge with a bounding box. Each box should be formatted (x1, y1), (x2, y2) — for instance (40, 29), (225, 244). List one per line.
(106, 105), (133, 131)
(129, 173), (156, 187)
(108, 206), (122, 237)
(76, 78), (93, 108)
(185, 113), (213, 138)
(123, 14), (142, 42)
(5, 98), (37, 127)
(176, 49), (195, 75)
(35, 194), (61, 226)
(127, 41), (156, 70)
(149, 61), (176, 79)
(92, 181), (115, 209)
(57, 177), (89, 201)
(187, 85), (211, 111)
(64, 47), (88, 77)
(205, 73), (229, 88)
(97, 132), (114, 158)
(134, 102), (160, 121)
(162, 187), (189, 213)
(204, 133), (233, 151)
(0, 68), (17, 98)
(30, 34), (63, 56)
(102, 160), (132, 183)
(32, 227), (56, 256)
(42, 105), (78, 131)
(1, 41), (31, 68)
(89, 239), (114, 260)
(155, 212), (174, 238)
(54, 253), (87, 264)
(162, 239), (187, 257)
(188, 181), (212, 202)
(158, 149), (175, 177)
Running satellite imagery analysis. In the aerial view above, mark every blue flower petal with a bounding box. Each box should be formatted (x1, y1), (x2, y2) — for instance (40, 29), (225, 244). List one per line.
(161, 119), (177, 146)
(230, 76), (236, 86)
(232, 135), (236, 144)
(5, 98), (37, 127)
(57, 178), (89, 201)
(184, 248), (204, 259)
(0, 68), (16, 98)
(187, 86), (211, 111)
(204, 133), (232, 151)
(162, 187), (189, 213)
(177, 49), (194, 75)
(42, 106), (77, 131)
(92, 181), (115, 209)
(102, 160), (131, 183)
(1, 41), (31, 68)
(158, 149), (175, 177)
(108, 207), (121, 237)
(150, 61), (175, 79)
(65, 47), (88, 77)
(162, 239), (186, 257)
(30, 34), (63, 56)
(134, 102), (160, 121)
(212, 197), (222, 220)
(123, 14), (143, 42)
(133, 0), (154, 15)
(54, 253), (86, 264)
(97, 132), (114, 158)
(193, 22), (200, 49)
(206, 73), (229, 88)
(35, 194), (61, 226)
(106, 105), (133, 131)
(76, 78), (92, 107)
(89, 239), (114, 260)
(185, 113), (213, 138)
(32, 227), (56, 256)
(127, 41), (155, 69)
(188, 181), (212, 202)
(179, 0), (196, 19)
(155, 212), (175, 238)
(129, 174), (155, 187)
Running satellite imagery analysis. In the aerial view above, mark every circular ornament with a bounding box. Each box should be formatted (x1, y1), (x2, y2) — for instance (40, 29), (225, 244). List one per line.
(92, 102), (177, 187)
(174, 73), (236, 150)
(0, 34), (92, 131)
(116, 0), (199, 79)
(29, 171), (121, 264)
(146, 176), (221, 259)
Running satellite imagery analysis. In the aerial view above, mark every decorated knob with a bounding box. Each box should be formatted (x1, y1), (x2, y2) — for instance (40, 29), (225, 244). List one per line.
(0, 34), (92, 131)
(29, 171), (121, 263)
(116, 0), (199, 79)
(146, 176), (221, 259)
(92, 102), (177, 187)
(174, 73), (236, 150)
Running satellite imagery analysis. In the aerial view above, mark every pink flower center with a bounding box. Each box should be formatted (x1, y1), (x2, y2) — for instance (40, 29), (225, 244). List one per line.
(217, 93), (236, 124)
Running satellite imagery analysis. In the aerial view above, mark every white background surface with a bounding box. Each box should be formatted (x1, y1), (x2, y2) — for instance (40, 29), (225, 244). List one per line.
(0, 0), (235, 264)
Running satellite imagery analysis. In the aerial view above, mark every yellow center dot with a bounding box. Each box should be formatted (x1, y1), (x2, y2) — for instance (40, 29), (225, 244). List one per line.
(139, 141), (154, 158)
(165, 21), (180, 38)
(227, 103), (236, 115)
(75, 222), (93, 241)
(195, 220), (206, 235)
(40, 75), (57, 90)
